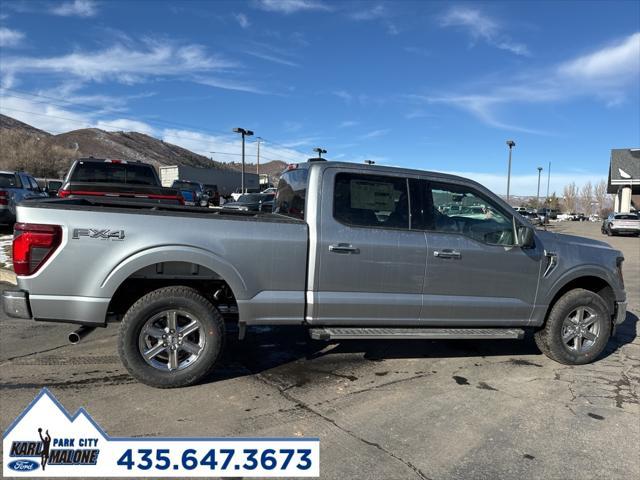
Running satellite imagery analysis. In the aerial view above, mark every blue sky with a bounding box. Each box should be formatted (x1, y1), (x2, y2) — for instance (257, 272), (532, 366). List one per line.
(0, 0), (638, 195)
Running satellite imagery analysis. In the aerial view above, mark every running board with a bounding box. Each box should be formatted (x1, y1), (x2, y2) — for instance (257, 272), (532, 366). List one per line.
(309, 327), (525, 341)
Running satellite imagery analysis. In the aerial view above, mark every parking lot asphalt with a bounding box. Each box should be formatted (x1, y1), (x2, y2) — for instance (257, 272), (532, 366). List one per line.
(0, 221), (638, 479)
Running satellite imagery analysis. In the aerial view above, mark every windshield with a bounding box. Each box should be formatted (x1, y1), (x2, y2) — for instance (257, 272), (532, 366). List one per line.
(172, 181), (201, 191)
(70, 162), (158, 185)
(0, 173), (19, 188)
(237, 194), (265, 202)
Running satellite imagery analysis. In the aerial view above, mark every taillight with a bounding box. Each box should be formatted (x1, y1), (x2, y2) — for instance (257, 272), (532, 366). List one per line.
(13, 223), (62, 276)
(0, 190), (7, 205)
(58, 189), (70, 198)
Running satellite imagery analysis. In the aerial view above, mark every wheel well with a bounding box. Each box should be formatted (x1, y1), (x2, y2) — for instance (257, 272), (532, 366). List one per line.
(107, 262), (238, 321)
(547, 276), (615, 321)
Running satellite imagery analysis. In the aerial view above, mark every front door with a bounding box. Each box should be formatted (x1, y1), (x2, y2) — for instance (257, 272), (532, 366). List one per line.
(420, 181), (543, 325)
(310, 169), (426, 324)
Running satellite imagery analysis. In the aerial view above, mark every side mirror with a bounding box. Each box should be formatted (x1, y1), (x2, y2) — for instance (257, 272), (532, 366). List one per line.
(517, 225), (535, 248)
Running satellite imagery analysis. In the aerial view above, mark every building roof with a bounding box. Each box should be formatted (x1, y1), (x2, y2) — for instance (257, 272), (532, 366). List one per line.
(608, 148), (640, 194)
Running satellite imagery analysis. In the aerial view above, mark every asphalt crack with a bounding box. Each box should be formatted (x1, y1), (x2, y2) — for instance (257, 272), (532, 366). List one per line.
(255, 373), (432, 480)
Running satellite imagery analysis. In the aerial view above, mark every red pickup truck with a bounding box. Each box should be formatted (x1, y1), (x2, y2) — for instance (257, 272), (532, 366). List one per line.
(58, 158), (184, 205)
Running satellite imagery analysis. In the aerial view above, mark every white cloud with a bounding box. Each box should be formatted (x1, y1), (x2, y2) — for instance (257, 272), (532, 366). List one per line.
(0, 27), (24, 47)
(439, 6), (530, 56)
(193, 76), (266, 94)
(339, 120), (358, 128)
(558, 32), (640, 86)
(419, 31), (640, 133)
(1, 39), (239, 88)
(254, 0), (331, 14)
(95, 118), (155, 135)
(234, 12), (250, 29)
(359, 129), (390, 140)
(332, 90), (353, 103)
(244, 50), (299, 67)
(161, 128), (306, 163)
(51, 0), (98, 17)
(349, 4), (386, 21)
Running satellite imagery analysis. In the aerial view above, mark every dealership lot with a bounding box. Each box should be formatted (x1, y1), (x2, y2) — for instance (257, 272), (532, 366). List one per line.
(0, 222), (638, 479)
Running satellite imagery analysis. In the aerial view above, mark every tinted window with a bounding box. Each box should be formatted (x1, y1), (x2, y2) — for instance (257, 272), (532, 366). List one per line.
(0, 173), (19, 188)
(614, 213), (638, 220)
(71, 162), (158, 185)
(274, 167), (308, 219)
(172, 181), (202, 192)
(334, 172), (409, 229)
(28, 177), (40, 190)
(429, 182), (514, 245)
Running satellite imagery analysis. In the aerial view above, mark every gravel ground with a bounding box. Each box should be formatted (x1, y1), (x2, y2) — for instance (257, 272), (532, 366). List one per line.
(0, 221), (638, 479)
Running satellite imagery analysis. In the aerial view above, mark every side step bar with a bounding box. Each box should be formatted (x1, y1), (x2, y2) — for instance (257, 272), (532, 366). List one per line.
(309, 327), (525, 341)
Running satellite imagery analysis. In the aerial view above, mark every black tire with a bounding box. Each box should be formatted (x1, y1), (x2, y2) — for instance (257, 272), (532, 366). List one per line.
(118, 286), (224, 388)
(534, 288), (611, 365)
(607, 227), (613, 236)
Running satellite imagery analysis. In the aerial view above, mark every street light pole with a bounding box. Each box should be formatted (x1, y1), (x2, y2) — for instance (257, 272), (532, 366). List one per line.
(256, 137), (262, 176)
(233, 127), (254, 193)
(536, 166), (543, 208)
(506, 140), (516, 203)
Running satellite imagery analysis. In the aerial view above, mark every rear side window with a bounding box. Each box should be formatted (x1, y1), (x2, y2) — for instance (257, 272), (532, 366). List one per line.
(70, 162), (158, 185)
(0, 173), (19, 188)
(333, 172), (409, 229)
(274, 168), (308, 219)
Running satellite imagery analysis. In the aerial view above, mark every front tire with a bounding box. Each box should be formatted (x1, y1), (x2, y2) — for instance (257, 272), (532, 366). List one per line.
(118, 286), (224, 388)
(534, 288), (611, 365)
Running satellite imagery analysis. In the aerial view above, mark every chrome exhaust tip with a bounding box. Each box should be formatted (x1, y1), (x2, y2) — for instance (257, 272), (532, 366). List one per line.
(68, 326), (96, 344)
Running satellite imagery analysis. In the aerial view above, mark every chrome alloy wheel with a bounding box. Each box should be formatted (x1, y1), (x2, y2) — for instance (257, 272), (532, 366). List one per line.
(138, 309), (205, 371)
(561, 306), (600, 354)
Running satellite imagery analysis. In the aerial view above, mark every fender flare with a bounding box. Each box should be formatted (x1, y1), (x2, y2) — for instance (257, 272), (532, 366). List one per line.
(544, 264), (618, 306)
(99, 245), (249, 300)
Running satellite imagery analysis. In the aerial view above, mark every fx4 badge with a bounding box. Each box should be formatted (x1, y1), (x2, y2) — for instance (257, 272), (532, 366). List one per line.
(72, 228), (125, 241)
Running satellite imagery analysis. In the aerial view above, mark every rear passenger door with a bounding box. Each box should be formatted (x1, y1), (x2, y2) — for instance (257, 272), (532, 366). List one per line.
(311, 169), (426, 324)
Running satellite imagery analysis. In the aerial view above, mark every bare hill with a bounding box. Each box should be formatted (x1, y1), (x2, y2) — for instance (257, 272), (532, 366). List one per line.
(0, 114), (230, 177)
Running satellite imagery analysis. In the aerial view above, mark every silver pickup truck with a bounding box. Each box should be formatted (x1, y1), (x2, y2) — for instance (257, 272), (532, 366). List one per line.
(3, 161), (627, 388)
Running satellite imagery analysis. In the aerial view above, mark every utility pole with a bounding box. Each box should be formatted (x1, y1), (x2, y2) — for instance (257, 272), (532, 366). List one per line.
(506, 140), (516, 203)
(545, 161), (551, 205)
(256, 137), (262, 176)
(233, 127), (254, 193)
(536, 167), (543, 208)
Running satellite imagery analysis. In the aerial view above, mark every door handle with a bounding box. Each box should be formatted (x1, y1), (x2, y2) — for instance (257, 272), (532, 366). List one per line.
(434, 249), (461, 259)
(329, 243), (360, 254)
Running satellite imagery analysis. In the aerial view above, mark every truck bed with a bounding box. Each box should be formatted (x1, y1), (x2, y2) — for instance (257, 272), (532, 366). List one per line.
(14, 197), (308, 326)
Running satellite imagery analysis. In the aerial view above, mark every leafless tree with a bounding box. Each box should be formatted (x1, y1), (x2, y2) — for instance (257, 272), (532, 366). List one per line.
(563, 182), (578, 213)
(594, 179), (612, 217)
(580, 181), (593, 213)
(0, 131), (78, 178)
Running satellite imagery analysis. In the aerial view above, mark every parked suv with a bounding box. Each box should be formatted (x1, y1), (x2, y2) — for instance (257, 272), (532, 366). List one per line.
(171, 180), (209, 207)
(602, 212), (640, 236)
(0, 171), (48, 226)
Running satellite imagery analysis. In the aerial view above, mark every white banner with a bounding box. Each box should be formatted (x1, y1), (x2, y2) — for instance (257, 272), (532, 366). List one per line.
(3, 389), (319, 477)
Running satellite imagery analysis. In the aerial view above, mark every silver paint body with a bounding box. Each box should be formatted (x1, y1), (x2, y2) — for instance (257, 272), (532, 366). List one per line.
(13, 162), (626, 328)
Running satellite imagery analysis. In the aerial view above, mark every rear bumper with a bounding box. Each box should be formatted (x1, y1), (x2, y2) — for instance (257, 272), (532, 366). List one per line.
(2, 290), (32, 319)
(615, 301), (627, 325)
(2, 289), (109, 325)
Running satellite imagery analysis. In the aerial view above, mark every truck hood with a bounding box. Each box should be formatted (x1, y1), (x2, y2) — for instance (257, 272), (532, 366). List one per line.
(536, 231), (614, 251)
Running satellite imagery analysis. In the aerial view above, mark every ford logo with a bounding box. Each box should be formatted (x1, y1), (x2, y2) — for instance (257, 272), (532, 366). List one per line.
(8, 460), (39, 472)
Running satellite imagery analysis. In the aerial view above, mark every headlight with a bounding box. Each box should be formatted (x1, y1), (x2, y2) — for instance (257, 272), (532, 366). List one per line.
(239, 206), (248, 211)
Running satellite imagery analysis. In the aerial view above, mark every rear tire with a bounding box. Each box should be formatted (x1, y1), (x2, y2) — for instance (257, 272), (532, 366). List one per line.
(534, 288), (611, 365)
(118, 286), (224, 388)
